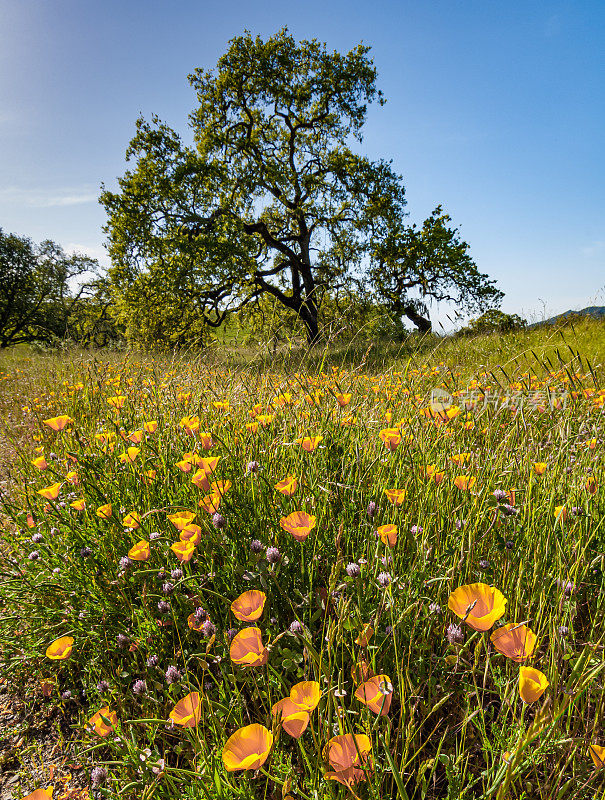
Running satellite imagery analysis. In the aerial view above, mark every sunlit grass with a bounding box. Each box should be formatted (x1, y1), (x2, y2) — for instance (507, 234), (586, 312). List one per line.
(0, 322), (604, 799)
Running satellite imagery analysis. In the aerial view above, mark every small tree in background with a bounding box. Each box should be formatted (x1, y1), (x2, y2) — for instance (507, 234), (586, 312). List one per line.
(0, 229), (99, 348)
(457, 309), (527, 336)
(369, 206), (503, 332)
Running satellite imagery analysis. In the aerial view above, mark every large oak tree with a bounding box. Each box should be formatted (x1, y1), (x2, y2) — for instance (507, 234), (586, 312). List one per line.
(101, 29), (501, 345)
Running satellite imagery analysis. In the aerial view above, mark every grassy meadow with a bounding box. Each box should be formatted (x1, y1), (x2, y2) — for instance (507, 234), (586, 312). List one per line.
(0, 320), (604, 800)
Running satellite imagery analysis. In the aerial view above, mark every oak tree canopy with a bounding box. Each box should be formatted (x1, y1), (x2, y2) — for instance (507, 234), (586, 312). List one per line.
(101, 29), (501, 344)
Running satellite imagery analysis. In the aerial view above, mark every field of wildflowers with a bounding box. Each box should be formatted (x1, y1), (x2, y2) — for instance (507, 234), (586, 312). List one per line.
(0, 323), (604, 800)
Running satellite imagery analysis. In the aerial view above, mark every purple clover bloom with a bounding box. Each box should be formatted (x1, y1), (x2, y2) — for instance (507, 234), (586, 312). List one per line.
(165, 666), (181, 684)
(446, 623), (464, 645)
(378, 571), (391, 587)
(212, 512), (226, 529)
(91, 767), (107, 788)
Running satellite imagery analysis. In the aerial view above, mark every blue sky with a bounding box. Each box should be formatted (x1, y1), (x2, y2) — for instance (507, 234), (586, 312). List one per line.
(1, 0), (603, 326)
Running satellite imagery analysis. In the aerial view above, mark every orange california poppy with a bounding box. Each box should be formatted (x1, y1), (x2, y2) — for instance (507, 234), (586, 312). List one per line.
(384, 488), (405, 506)
(490, 623), (537, 662)
(533, 462), (547, 475)
(169, 691), (202, 728)
(451, 453), (471, 465)
(128, 430), (144, 444)
(128, 540), (150, 561)
(454, 475), (477, 491)
(519, 667), (549, 703)
(70, 499), (86, 512)
(279, 511), (316, 541)
(210, 480), (232, 497)
(272, 392), (294, 408)
(187, 612), (208, 631)
(229, 627), (268, 666)
(107, 395), (127, 410)
(143, 420), (158, 433)
(589, 744), (605, 768)
(354, 674), (393, 715)
(22, 788), (54, 800)
(180, 408), (198, 424)
(448, 583), (507, 632)
(198, 431), (214, 449)
(246, 422), (259, 434)
(183, 453), (204, 466)
(379, 428), (401, 452)
(119, 447), (140, 464)
(586, 477), (598, 496)
(199, 456), (219, 474)
(425, 464), (445, 485)
(289, 681), (320, 712)
(142, 469), (157, 484)
(179, 525), (202, 546)
(32, 456), (48, 470)
(199, 492), (221, 514)
(168, 510), (196, 530)
(222, 724), (273, 772)
(335, 393), (352, 407)
(231, 590), (266, 622)
(171, 540), (196, 562)
(275, 476), (298, 496)
(44, 415), (73, 431)
(272, 697), (310, 738)
(351, 659), (374, 684)
(297, 436), (323, 452)
(96, 503), (112, 519)
(180, 415), (199, 433)
(88, 706), (118, 737)
(324, 733), (372, 786)
(46, 636), (73, 660)
(377, 524), (397, 547)
(191, 469), (211, 491)
(554, 505), (568, 522)
(122, 512), (141, 529)
(37, 483), (62, 501)
(355, 623), (374, 647)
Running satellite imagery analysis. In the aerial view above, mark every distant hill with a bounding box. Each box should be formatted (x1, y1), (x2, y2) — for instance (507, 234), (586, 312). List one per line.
(529, 306), (605, 327)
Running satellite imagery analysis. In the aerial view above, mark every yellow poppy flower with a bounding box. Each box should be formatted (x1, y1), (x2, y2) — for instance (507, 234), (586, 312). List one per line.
(448, 583), (507, 632)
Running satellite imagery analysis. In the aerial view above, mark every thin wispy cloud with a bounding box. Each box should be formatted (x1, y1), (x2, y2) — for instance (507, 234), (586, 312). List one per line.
(64, 242), (110, 266)
(0, 187), (98, 208)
